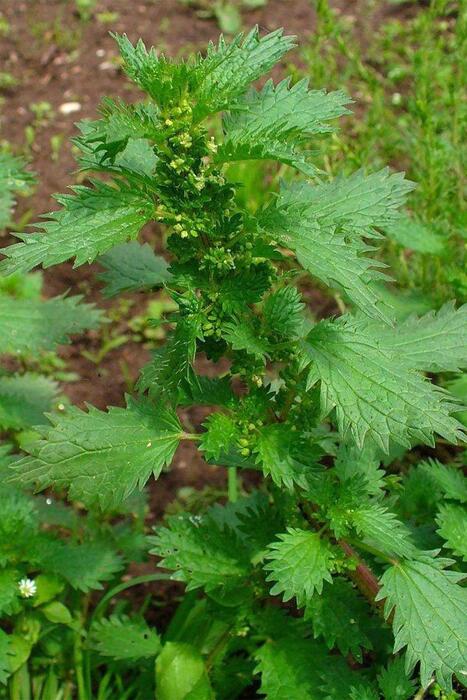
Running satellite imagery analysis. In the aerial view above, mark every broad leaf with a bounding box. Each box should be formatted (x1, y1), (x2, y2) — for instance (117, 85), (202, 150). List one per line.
(150, 509), (250, 595)
(377, 554), (467, 689)
(0, 569), (19, 616)
(303, 316), (464, 451)
(98, 241), (171, 297)
(0, 294), (101, 355)
(0, 182), (154, 275)
(10, 397), (182, 510)
(156, 642), (214, 700)
(91, 616), (161, 659)
(0, 629), (11, 685)
(371, 302), (467, 372)
(304, 578), (373, 660)
(0, 374), (57, 430)
(382, 214), (444, 255)
(36, 538), (123, 592)
(417, 459), (467, 503)
(217, 78), (349, 175)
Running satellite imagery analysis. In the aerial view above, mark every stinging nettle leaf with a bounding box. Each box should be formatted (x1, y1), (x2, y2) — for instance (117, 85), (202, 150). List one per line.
(9, 397), (182, 510)
(0, 181), (154, 275)
(303, 316), (465, 451)
(436, 503), (467, 561)
(90, 615), (161, 660)
(0, 374), (58, 430)
(0, 294), (102, 355)
(217, 78), (350, 175)
(377, 554), (467, 690)
(368, 301), (467, 373)
(264, 528), (335, 606)
(98, 241), (171, 297)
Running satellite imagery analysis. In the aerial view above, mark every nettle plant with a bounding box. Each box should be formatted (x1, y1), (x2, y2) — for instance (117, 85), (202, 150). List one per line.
(1, 28), (466, 698)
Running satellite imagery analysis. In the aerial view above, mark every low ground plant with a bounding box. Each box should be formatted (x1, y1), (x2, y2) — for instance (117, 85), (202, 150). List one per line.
(0, 27), (466, 699)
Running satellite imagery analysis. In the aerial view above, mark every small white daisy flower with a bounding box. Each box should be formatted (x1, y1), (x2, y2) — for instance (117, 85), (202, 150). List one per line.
(18, 578), (37, 599)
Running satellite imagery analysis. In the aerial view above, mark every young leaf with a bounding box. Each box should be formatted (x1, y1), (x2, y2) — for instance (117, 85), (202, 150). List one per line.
(217, 79), (350, 175)
(377, 554), (467, 689)
(350, 504), (418, 560)
(255, 423), (312, 490)
(0, 182), (154, 275)
(194, 27), (296, 119)
(304, 579), (373, 661)
(0, 294), (101, 355)
(10, 397), (182, 510)
(91, 616), (161, 660)
(264, 529), (335, 606)
(436, 503), (467, 560)
(98, 241), (171, 297)
(199, 412), (240, 462)
(303, 316), (464, 451)
(262, 286), (305, 340)
(0, 374), (57, 430)
(377, 656), (416, 700)
(334, 443), (385, 497)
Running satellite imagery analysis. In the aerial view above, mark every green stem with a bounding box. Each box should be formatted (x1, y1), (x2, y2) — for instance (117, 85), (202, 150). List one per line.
(90, 573), (172, 626)
(10, 664), (31, 700)
(73, 631), (88, 700)
(227, 467), (238, 502)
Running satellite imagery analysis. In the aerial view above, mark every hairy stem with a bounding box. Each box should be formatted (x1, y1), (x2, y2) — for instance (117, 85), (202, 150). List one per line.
(338, 540), (382, 609)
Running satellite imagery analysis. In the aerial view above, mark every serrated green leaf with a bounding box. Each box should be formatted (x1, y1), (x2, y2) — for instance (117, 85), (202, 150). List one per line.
(217, 78), (349, 174)
(382, 214), (445, 255)
(264, 529), (335, 606)
(377, 656), (416, 700)
(98, 241), (171, 297)
(180, 372), (234, 408)
(194, 27), (296, 120)
(304, 579), (373, 661)
(10, 397), (182, 510)
(0, 182), (153, 275)
(199, 412), (240, 462)
(36, 538), (123, 592)
(150, 508), (250, 595)
(350, 504), (418, 559)
(370, 302), (467, 372)
(223, 317), (269, 358)
(303, 316), (464, 451)
(0, 374), (57, 430)
(262, 286), (305, 340)
(334, 443), (385, 497)
(377, 554), (467, 690)
(436, 503), (467, 560)
(417, 459), (467, 503)
(0, 294), (102, 355)
(255, 423), (312, 490)
(91, 616), (161, 659)
(138, 316), (201, 398)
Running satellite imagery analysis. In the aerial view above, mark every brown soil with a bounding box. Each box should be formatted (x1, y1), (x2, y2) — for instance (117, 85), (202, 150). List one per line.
(0, 3), (414, 515)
